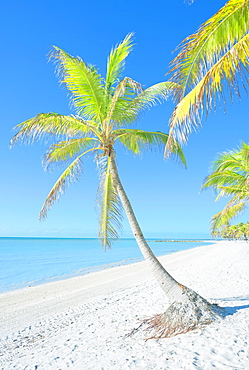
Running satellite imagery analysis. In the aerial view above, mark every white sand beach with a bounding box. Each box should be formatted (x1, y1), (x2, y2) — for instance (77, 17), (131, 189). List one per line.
(0, 240), (248, 369)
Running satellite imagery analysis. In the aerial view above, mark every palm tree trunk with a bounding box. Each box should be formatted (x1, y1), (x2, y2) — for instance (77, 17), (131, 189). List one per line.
(110, 155), (224, 338)
(109, 155), (184, 302)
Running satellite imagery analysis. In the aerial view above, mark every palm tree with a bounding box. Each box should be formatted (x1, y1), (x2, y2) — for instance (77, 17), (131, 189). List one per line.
(219, 222), (249, 240)
(226, 224), (239, 240)
(202, 141), (249, 234)
(165, 0), (249, 155)
(11, 34), (223, 338)
(236, 222), (248, 240)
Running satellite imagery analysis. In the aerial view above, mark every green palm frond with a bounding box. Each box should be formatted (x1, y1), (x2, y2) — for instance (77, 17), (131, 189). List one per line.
(165, 0), (249, 155)
(239, 141), (249, 168)
(39, 156), (83, 220)
(211, 146), (249, 174)
(105, 77), (143, 129)
(203, 171), (247, 191)
(50, 47), (106, 122)
(166, 33), (249, 152)
(113, 128), (186, 166)
(43, 138), (99, 169)
(202, 142), (249, 193)
(114, 129), (166, 154)
(213, 155), (242, 172)
(214, 188), (249, 203)
(10, 113), (93, 146)
(112, 82), (177, 125)
(170, 0), (249, 100)
(105, 33), (134, 92)
(203, 141), (249, 233)
(211, 200), (246, 232)
(97, 156), (123, 249)
(133, 82), (179, 109)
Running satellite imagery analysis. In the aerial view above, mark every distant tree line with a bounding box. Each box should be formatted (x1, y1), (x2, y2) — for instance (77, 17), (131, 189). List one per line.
(213, 222), (249, 241)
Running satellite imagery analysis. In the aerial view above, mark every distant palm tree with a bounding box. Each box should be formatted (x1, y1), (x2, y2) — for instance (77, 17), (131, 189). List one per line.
(11, 34), (223, 337)
(202, 141), (249, 234)
(223, 224), (238, 240)
(235, 222), (249, 240)
(219, 222), (249, 240)
(165, 0), (249, 155)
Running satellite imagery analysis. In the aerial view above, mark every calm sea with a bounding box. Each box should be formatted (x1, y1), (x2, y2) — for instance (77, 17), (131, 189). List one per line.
(0, 237), (211, 293)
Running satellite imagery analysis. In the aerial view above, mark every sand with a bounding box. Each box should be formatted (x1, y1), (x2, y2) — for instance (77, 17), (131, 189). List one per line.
(0, 240), (248, 369)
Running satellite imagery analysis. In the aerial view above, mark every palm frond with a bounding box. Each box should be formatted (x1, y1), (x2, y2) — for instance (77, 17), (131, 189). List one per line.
(240, 141), (249, 153)
(203, 141), (249, 233)
(113, 128), (186, 166)
(214, 188), (249, 203)
(170, 0), (249, 100)
(39, 156), (83, 220)
(105, 33), (134, 91)
(202, 142), (249, 195)
(10, 113), (93, 146)
(50, 47), (106, 122)
(165, 33), (249, 154)
(237, 141), (249, 170)
(105, 77), (143, 128)
(212, 154), (242, 172)
(209, 143), (249, 174)
(211, 199), (246, 232)
(112, 81), (177, 125)
(130, 81), (177, 110)
(97, 156), (123, 249)
(43, 138), (98, 169)
(202, 171), (247, 192)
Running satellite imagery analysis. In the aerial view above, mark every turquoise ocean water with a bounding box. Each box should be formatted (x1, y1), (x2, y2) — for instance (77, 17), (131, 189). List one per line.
(0, 238), (211, 293)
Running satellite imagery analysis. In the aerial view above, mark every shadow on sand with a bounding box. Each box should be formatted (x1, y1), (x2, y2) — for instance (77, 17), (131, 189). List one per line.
(216, 295), (249, 316)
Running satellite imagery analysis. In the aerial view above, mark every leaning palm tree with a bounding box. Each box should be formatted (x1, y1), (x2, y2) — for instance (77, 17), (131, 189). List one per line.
(165, 0), (249, 155)
(202, 141), (249, 234)
(11, 34), (223, 338)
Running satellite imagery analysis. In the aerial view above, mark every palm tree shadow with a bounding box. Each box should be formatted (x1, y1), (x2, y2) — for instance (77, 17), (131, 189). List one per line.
(216, 295), (249, 316)
(224, 304), (249, 315)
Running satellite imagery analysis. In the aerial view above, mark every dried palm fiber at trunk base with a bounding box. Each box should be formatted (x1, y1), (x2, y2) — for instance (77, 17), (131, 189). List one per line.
(144, 286), (225, 338)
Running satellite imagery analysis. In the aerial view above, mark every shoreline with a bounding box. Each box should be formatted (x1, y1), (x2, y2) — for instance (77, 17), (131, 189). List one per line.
(154, 239), (213, 242)
(0, 238), (212, 295)
(0, 240), (230, 336)
(1, 240), (248, 369)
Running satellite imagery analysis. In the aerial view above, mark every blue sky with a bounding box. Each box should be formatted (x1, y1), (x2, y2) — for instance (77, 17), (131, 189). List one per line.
(1, 0), (248, 239)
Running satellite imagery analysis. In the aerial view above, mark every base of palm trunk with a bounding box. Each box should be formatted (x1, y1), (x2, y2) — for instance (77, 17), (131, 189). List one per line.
(144, 287), (224, 339)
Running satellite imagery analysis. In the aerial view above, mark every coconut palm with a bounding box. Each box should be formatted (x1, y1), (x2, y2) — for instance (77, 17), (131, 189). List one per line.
(235, 222), (249, 240)
(225, 224), (239, 240)
(11, 34), (223, 338)
(219, 222), (249, 240)
(165, 0), (249, 155)
(202, 141), (249, 234)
